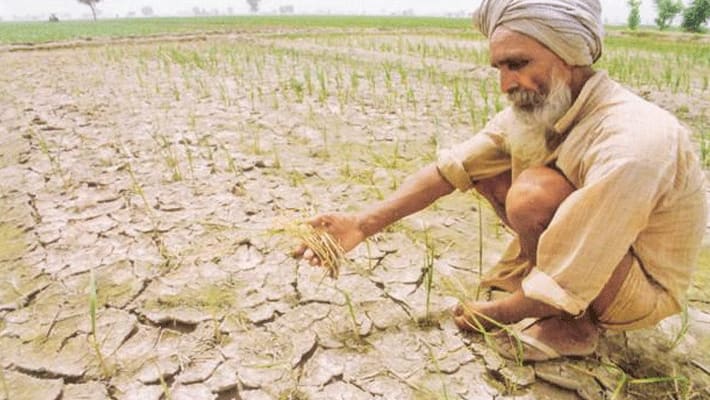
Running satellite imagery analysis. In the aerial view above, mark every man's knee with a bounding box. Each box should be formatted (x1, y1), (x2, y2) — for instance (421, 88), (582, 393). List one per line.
(473, 171), (511, 205)
(505, 167), (575, 234)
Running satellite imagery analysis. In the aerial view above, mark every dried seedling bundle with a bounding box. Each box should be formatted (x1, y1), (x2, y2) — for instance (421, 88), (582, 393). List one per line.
(281, 222), (346, 278)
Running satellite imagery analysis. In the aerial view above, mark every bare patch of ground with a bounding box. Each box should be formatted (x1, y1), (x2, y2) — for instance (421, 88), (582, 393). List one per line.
(0, 28), (708, 399)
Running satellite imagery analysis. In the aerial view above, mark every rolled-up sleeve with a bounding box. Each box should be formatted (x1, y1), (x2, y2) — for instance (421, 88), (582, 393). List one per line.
(522, 156), (670, 316)
(436, 111), (511, 192)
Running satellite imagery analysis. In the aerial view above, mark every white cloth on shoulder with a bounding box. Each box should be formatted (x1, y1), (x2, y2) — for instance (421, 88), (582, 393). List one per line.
(472, 0), (604, 66)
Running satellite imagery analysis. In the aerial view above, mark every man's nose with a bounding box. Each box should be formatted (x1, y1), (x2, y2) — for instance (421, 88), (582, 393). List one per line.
(500, 70), (519, 94)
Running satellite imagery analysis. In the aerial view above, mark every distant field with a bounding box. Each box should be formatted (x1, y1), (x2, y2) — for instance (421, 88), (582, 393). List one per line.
(1, 15), (708, 50)
(0, 16), (474, 44)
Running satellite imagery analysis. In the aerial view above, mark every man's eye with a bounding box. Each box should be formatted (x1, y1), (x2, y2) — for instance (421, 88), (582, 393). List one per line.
(509, 60), (529, 70)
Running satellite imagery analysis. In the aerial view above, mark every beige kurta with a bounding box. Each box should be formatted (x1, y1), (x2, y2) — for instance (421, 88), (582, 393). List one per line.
(437, 71), (707, 318)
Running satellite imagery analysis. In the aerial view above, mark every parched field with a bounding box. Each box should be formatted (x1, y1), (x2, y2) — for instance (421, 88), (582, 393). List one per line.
(0, 17), (709, 400)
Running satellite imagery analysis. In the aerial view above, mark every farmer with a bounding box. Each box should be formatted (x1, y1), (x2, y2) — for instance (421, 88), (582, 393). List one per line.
(295, 0), (707, 361)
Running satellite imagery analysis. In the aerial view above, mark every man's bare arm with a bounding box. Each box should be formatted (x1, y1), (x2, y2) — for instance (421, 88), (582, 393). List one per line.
(295, 163), (456, 265)
(356, 163), (455, 237)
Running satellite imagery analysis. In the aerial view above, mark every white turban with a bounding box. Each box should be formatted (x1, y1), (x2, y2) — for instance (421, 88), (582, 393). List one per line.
(473, 0), (604, 66)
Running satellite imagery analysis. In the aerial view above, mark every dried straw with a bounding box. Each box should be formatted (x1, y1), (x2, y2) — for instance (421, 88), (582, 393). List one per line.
(282, 222), (345, 278)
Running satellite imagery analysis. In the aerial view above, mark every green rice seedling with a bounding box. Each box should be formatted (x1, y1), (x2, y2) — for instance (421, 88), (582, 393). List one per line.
(154, 233), (178, 273)
(334, 67), (344, 92)
(367, 171), (386, 201)
(196, 76), (210, 99)
(420, 339), (451, 400)
(481, 102), (492, 127)
(319, 127), (330, 159)
(439, 276), (525, 365)
(493, 91), (504, 113)
(195, 134), (215, 167)
(350, 71), (360, 93)
(407, 88), (418, 113)
(171, 83), (181, 101)
(698, 112), (710, 168)
(667, 303), (690, 351)
(285, 170), (306, 187)
(452, 79), (463, 111)
(304, 67), (314, 97)
(398, 64), (409, 87)
(218, 81), (230, 107)
(337, 88), (348, 114)
(467, 97), (479, 128)
(278, 388), (309, 400)
(272, 145), (282, 170)
(366, 68), (376, 95)
(279, 222), (346, 279)
(152, 132), (183, 182)
(289, 77), (305, 103)
(475, 196), (484, 300)
(604, 362), (691, 400)
(334, 286), (360, 338)
(272, 92), (280, 110)
(423, 229), (436, 321)
(32, 128), (70, 189)
(118, 145), (155, 220)
(88, 268), (112, 378)
(181, 137), (195, 180)
(135, 67), (145, 89)
(338, 160), (353, 181)
(317, 68), (328, 104)
(188, 111), (197, 131)
(364, 239), (374, 271)
(157, 363), (173, 400)
(383, 62), (394, 91)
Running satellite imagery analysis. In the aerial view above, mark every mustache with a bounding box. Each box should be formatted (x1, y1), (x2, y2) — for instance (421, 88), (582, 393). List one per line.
(507, 88), (546, 109)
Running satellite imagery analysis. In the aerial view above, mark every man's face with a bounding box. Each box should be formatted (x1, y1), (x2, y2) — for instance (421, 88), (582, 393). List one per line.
(489, 28), (572, 111)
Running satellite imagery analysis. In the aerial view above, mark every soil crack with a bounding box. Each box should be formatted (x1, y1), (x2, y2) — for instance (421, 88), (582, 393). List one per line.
(12, 365), (84, 384)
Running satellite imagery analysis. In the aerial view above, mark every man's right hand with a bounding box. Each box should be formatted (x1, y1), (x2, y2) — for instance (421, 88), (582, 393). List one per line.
(292, 164), (454, 267)
(291, 212), (367, 266)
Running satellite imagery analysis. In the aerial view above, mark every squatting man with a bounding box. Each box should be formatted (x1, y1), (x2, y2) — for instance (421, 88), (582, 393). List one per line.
(294, 0), (707, 361)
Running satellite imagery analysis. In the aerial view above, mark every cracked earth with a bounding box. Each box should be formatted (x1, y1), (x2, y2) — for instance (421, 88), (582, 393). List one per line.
(0, 28), (708, 399)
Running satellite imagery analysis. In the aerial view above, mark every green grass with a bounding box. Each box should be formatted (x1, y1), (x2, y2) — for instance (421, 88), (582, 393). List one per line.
(0, 16), (473, 44)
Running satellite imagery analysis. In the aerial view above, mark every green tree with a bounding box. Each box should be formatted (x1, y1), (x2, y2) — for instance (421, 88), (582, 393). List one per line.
(681, 0), (710, 31)
(78, 0), (101, 21)
(628, 0), (642, 30)
(654, 0), (684, 30)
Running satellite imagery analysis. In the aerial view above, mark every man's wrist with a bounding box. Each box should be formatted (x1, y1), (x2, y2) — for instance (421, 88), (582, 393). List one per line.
(355, 211), (382, 238)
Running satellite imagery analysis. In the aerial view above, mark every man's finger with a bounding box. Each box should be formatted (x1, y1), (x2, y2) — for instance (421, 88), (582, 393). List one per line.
(452, 304), (464, 317)
(303, 248), (315, 260)
(291, 244), (307, 258)
(308, 214), (336, 230)
(453, 314), (469, 330)
(307, 215), (326, 228)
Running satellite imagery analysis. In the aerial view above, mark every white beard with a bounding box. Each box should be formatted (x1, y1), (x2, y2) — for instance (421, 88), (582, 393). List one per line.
(508, 76), (573, 168)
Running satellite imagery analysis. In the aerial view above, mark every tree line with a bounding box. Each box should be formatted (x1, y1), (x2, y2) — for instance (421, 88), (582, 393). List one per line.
(75, 0), (263, 20)
(74, 0), (708, 32)
(627, 0), (710, 32)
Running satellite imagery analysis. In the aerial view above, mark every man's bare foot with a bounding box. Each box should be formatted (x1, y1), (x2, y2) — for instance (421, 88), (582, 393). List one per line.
(496, 314), (599, 361)
(452, 299), (516, 332)
(452, 289), (567, 334)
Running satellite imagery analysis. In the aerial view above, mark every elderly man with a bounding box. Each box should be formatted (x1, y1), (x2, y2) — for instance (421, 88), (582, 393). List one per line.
(295, 0), (707, 361)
